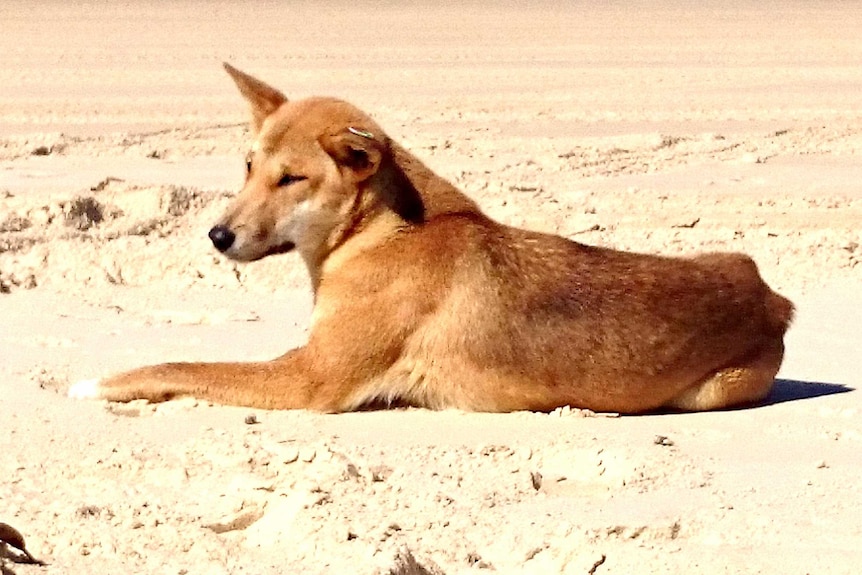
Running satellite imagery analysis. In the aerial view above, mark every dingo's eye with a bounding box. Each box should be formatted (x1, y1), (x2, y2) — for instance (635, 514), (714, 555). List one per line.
(277, 173), (307, 187)
(245, 153), (253, 173)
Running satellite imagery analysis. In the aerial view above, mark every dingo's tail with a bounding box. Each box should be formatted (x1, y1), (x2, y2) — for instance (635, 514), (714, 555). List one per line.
(766, 289), (794, 336)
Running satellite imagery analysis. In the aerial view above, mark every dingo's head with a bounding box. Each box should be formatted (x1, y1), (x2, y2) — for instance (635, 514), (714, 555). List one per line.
(210, 63), (391, 265)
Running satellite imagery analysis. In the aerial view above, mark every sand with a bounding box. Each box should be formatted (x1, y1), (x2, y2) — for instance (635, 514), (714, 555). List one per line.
(1, 1), (861, 573)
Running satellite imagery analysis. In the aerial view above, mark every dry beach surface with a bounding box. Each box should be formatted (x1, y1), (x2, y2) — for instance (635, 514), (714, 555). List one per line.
(2, 1), (862, 573)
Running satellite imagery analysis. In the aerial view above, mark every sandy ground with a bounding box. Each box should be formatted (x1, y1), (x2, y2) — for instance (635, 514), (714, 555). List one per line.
(2, 1), (862, 573)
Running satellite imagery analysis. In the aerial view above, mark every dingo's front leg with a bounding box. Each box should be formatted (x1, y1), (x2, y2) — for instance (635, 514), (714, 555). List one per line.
(68, 349), (341, 411)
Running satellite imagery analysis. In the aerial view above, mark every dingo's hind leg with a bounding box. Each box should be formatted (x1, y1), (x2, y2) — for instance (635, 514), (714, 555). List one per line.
(666, 339), (784, 411)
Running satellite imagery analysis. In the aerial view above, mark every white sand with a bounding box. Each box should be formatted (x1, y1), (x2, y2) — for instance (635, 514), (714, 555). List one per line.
(1, 2), (861, 573)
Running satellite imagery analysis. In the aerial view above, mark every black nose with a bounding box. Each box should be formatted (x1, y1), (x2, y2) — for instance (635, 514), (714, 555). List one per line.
(208, 225), (236, 252)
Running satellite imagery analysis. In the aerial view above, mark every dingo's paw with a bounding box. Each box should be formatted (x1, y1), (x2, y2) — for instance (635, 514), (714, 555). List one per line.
(68, 378), (102, 400)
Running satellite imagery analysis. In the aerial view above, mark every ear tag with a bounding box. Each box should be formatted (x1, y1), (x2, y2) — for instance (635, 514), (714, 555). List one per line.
(348, 127), (375, 139)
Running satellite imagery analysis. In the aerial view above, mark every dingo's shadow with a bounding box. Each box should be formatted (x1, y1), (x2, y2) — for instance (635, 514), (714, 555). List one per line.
(653, 378), (852, 415)
(761, 378), (852, 406)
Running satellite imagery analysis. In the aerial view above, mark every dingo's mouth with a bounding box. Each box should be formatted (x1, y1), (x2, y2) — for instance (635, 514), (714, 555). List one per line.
(268, 241), (296, 256)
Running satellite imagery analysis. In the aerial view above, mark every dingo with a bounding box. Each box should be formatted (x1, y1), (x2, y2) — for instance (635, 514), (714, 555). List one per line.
(69, 63), (794, 413)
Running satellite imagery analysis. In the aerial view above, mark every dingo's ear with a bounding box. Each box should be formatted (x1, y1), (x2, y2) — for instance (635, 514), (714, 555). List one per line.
(320, 127), (384, 182)
(223, 62), (287, 133)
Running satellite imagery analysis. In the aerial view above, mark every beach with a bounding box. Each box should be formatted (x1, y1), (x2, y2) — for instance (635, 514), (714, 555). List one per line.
(1, 2), (861, 573)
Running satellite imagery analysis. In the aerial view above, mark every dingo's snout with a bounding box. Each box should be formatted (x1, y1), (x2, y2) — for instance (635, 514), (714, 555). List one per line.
(208, 225), (236, 253)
